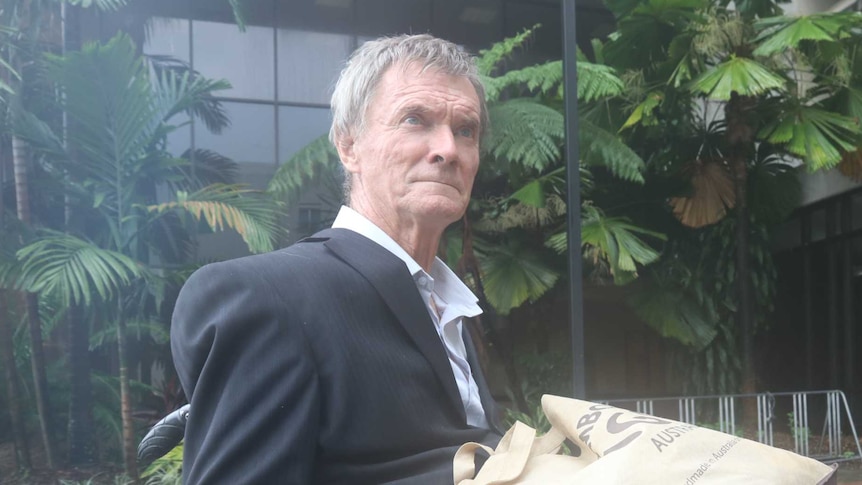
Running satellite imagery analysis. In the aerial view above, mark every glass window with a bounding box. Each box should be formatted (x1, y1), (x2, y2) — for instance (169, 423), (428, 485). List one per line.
(356, 0), (431, 37)
(277, 29), (353, 104)
(143, 17), (190, 62)
(276, 0), (354, 34)
(810, 208), (826, 242)
(165, 112), (192, 158)
(192, 20), (275, 100)
(195, 102), (276, 165)
(278, 106), (333, 163)
(772, 218), (801, 252)
(432, 0), (502, 51)
(504, 1), (563, 64)
(853, 192), (862, 231)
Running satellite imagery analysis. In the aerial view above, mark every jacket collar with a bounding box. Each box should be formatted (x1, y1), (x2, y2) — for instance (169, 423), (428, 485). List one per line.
(313, 228), (466, 423)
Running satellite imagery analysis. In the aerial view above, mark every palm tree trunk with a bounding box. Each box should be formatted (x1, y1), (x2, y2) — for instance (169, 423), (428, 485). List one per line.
(0, 140), (31, 470)
(12, 135), (57, 468)
(67, 303), (95, 464)
(0, 291), (32, 470)
(117, 309), (139, 483)
(726, 93), (757, 428)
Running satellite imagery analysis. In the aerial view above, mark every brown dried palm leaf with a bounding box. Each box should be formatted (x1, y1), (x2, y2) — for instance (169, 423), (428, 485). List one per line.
(669, 159), (736, 228)
(475, 195), (567, 233)
(838, 148), (862, 182)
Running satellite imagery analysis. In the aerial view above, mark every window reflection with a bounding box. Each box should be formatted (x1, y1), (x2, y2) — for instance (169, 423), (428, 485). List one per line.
(196, 102), (276, 165)
(193, 20), (275, 100)
(165, 112), (192, 158)
(356, 0), (431, 37)
(278, 106), (333, 162)
(277, 30), (353, 104)
(143, 17), (190, 62)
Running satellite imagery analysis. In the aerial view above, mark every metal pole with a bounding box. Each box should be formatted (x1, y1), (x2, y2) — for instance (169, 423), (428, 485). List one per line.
(562, 0), (586, 399)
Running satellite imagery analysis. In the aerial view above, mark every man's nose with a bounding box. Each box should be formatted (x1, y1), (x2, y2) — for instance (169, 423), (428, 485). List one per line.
(429, 125), (459, 164)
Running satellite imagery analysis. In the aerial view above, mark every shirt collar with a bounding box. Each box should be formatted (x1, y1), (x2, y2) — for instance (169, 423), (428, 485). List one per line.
(331, 206), (482, 317)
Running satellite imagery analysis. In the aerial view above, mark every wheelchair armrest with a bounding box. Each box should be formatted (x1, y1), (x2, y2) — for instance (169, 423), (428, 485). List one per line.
(137, 403), (190, 469)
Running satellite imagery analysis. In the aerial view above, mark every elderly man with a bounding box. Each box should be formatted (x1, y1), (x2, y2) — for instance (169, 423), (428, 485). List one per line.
(171, 34), (503, 484)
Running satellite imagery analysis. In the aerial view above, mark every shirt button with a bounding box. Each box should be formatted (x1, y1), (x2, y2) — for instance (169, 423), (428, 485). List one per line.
(417, 275), (428, 287)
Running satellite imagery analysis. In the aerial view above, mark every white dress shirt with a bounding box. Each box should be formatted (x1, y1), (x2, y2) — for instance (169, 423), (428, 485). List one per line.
(331, 206), (489, 428)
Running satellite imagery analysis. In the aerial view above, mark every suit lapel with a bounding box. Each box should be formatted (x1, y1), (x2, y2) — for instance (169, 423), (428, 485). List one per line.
(316, 228), (465, 421)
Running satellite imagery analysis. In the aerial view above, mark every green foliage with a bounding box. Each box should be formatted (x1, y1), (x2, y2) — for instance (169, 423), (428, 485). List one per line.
(16, 231), (141, 306)
(64, 0), (128, 10)
(758, 105), (859, 169)
(690, 56), (786, 100)
(475, 238), (559, 315)
(753, 13), (862, 57)
(787, 412), (810, 443)
(267, 134), (341, 201)
(629, 279), (718, 349)
(142, 443), (183, 485)
(148, 184), (282, 254)
(549, 205), (665, 285)
(580, 120), (646, 183)
(476, 25), (539, 76)
(485, 98), (564, 171)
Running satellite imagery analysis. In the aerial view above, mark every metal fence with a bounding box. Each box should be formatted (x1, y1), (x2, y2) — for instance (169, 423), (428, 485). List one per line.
(598, 390), (862, 464)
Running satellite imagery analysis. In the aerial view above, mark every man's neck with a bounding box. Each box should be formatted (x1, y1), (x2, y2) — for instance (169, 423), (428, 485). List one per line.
(348, 202), (444, 272)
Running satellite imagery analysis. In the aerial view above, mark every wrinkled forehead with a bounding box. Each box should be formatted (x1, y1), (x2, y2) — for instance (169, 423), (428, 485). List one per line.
(381, 61), (481, 106)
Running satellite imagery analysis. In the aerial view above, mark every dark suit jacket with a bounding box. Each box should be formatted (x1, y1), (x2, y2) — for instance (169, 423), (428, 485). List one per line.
(171, 228), (503, 484)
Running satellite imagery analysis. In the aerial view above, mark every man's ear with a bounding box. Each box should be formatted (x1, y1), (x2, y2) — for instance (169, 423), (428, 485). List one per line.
(336, 135), (359, 174)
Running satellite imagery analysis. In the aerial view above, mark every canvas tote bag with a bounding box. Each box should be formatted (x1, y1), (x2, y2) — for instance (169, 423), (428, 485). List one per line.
(454, 395), (838, 484)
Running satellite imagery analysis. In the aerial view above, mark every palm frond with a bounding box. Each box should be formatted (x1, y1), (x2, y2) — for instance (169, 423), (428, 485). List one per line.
(628, 282), (718, 349)
(581, 120), (646, 183)
(753, 13), (862, 57)
(267, 133), (341, 201)
(13, 110), (67, 160)
(148, 184), (283, 254)
(578, 61), (626, 102)
(64, 0), (128, 11)
(669, 158), (736, 228)
(89, 318), (170, 351)
(229, 0), (247, 31)
(483, 61), (562, 102)
(44, 33), (161, 205)
(758, 105), (860, 170)
(476, 25), (539, 76)
(485, 98), (564, 171)
(621, 92), (663, 130)
(152, 65), (231, 134)
(483, 59), (623, 103)
(548, 205), (665, 285)
(509, 167), (566, 208)
(690, 56), (785, 100)
(824, 85), (862, 125)
(748, 151), (801, 226)
(475, 239), (559, 315)
(475, 193), (567, 233)
(16, 232), (141, 306)
(177, 148), (239, 189)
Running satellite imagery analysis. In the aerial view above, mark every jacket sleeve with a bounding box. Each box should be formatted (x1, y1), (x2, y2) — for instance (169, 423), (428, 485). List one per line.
(171, 261), (320, 484)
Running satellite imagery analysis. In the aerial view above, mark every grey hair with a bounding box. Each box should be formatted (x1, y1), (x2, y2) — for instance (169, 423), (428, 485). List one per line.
(329, 34), (488, 202)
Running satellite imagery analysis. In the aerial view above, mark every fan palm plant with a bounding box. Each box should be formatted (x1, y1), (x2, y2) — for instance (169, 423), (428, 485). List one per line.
(12, 32), (281, 479)
(605, 0), (862, 394)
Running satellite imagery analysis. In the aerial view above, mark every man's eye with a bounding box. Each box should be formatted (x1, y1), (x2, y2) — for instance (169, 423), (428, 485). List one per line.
(404, 116), (421, 125)
(457, 127), (475, 138)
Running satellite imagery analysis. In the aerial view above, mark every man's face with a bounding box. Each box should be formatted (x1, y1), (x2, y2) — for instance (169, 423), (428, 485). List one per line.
(339, 62), (481, 231)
